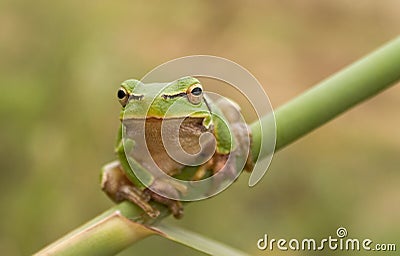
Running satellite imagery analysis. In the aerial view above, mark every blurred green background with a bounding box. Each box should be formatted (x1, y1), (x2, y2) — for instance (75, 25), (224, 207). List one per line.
(1, 0), (399, 255)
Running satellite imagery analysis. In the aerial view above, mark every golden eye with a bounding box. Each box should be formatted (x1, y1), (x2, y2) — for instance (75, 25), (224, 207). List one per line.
(117, 87), (129, 107)
(187, 84), (203, 105)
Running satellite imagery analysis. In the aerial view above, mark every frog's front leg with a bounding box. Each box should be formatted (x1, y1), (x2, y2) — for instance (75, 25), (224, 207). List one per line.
(192, 154), (236, 180)
(101, 161), (160, 218)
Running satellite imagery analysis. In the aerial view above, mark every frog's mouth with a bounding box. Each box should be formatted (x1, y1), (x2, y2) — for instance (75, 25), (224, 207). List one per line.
(122, 117), (210, 137)
(123, 113), (213, 130)
(122, 116), (207, 126)
(122, 116), (206, 120)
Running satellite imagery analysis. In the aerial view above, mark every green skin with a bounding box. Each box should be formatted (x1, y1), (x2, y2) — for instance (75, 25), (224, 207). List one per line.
(101, 76), (248, 218)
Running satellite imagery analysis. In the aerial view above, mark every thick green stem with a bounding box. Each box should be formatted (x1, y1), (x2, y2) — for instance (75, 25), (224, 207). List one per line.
(251, 36), (400, 157)
(35, 36), (400, 256)
(34, 202), (157, 256)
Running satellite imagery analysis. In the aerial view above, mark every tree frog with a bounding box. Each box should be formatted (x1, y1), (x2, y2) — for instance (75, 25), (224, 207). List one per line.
(101, 76), (253, 219)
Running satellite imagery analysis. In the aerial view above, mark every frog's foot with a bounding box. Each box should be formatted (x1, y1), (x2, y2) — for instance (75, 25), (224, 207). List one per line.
(101, 161), (159, 218)
(191, 155), (217, 181)
(147, 180), (184, 219)
(193, 154), (235, 179)
(145, 189), (184, 219)
(192, 163), (211, 181)
(118, 185), (160, 218)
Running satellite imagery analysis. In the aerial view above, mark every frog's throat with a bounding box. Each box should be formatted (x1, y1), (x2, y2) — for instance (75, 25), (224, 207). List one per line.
(121, 116), (213, 130)
(121, 116), (206, 121)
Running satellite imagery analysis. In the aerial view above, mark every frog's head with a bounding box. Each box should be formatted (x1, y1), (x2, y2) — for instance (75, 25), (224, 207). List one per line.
(117, 76), (212, 126)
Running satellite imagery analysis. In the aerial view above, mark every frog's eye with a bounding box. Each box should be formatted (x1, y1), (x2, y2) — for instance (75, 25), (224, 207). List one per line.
(117, 87), (129, 107)
(187, 84), (203, 105)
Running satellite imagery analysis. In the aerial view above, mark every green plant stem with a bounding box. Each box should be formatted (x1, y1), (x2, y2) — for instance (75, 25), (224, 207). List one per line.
(34, 202), (156, 256)
(35, 36), (400, 256)
(251, 36), (400, 157)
